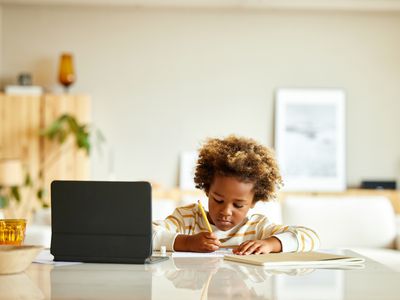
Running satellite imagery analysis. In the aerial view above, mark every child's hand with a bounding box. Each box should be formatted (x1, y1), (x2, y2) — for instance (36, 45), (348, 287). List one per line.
(233, 237), (282, 255)
(187, 232), (221, 252)
(174, 232), (221, 252)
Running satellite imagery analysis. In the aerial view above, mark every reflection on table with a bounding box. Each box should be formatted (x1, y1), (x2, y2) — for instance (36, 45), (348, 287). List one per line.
(1, 250), (399, 300)
(158, 257), (315, 299)
(0, 272), (44, 299)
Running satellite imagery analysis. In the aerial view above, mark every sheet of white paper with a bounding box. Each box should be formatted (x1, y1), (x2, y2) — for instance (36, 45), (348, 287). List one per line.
(172, 248), (233, 258)
(33, 249), (83, 266)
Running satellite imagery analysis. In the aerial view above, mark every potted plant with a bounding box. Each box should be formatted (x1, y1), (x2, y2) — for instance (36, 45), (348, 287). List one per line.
(0, 114), (104, 219)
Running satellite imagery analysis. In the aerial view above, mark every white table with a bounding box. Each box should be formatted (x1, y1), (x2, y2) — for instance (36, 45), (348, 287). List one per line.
(1, 250), (400, 299)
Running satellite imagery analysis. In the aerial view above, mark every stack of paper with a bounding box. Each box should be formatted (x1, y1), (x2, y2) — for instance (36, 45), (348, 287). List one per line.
(224, 251), (365, 269)
(172, 248), (233, 258)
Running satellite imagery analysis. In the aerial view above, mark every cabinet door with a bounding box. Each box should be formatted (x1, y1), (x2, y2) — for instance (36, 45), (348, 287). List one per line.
(0, 94), (41, 217)
(0, 94), (41, 183)
(41, 94), (91, 204)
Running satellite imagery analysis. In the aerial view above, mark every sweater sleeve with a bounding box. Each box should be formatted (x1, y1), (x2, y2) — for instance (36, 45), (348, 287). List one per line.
(257, 219), (320, 252)
(152, 208), (186, 251)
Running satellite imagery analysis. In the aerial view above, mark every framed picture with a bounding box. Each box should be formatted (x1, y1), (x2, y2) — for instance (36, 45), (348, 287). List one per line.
(275, 88), (346, 191)
(179, 151), (199, 190)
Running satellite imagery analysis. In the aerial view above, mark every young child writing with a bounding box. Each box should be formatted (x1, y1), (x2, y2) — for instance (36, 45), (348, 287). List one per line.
(153, 135), (320, 255)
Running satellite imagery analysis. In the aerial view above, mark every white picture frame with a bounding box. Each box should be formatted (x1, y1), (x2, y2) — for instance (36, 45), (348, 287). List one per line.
(275, 88), (346, 192)
(179, 151), (199, 190)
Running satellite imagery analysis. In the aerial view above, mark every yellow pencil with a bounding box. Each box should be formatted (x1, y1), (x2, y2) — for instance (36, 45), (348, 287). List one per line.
(198, 200), (213, 233)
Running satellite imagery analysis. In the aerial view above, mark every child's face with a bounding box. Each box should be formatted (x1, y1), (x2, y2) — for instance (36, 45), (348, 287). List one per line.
(207, 176), (255, 231)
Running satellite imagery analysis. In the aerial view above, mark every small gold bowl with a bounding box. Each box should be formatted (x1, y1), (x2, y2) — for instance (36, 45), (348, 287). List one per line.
(0, 219), (27, 245)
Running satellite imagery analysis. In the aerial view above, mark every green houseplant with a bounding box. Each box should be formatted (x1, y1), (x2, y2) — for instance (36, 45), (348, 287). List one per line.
(0, 114), (104, 214)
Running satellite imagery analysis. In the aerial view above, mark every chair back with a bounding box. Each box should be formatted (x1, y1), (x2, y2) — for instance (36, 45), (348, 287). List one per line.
(282, 196), (396, 249)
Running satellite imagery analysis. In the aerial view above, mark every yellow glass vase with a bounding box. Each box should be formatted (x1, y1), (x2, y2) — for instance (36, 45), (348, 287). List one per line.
(0, 219), (27, 245)
(58, 53), (76, 93)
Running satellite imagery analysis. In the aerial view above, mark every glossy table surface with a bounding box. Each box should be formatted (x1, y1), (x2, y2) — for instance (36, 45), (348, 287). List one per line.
(1, 250), (400, 300)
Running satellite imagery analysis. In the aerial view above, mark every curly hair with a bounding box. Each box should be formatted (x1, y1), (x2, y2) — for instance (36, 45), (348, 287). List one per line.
(194, 135), (282, 202)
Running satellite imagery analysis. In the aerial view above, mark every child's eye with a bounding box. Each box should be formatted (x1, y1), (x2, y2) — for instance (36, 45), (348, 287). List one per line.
(234, 204), (244, 208)
(214, 198), (223, 204)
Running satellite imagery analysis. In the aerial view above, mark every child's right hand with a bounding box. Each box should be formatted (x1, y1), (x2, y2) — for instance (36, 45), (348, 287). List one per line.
(174, 232), (221, 252)
(188, 232), (221, 252)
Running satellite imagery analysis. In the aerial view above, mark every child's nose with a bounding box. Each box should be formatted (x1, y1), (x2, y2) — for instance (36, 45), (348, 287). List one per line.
(220, 205), (233, 216)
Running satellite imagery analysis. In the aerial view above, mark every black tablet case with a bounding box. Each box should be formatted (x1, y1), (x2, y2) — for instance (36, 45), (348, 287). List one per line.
(50, 181), (153, 264)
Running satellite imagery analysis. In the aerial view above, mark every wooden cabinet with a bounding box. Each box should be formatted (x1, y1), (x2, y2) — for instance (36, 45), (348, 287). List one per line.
(41, 94), (90, 192)
(0, 93), (90, 218)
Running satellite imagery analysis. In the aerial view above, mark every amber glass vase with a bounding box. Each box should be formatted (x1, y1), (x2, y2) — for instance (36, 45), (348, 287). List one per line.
(58, 53), (76, 93)
(0, 219), (27, 245)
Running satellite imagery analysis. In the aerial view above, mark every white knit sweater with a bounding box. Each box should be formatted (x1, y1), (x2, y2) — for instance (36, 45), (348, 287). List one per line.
(152, 203), (320, 252)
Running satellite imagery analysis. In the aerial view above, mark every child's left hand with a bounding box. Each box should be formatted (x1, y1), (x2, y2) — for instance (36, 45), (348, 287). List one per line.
(233, 237), (282, 255)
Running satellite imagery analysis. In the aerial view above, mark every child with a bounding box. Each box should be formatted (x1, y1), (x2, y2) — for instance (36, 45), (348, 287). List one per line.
(153, 135), (319, 255)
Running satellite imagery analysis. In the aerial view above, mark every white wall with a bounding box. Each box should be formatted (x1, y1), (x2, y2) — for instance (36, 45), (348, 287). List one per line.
(2, 5), (400, 187)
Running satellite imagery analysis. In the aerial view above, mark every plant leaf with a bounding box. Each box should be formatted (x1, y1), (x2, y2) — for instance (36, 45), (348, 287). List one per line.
(67, 115), (79, 133)
(10, 186), (21, 202)
(0, 195), (8, 208)
(24, 173), (33, 187)
(37, 188), (45, 201)
(42, 119), (63, 139)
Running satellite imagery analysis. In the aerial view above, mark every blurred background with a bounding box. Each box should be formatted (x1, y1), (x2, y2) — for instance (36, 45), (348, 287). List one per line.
(1, 0), (400, 222)
(1, 0), (400, 187)
(1, 3), (400, 296)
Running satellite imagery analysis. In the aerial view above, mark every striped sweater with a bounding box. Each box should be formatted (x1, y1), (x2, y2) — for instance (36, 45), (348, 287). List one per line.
(152, 203), (320, 252)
